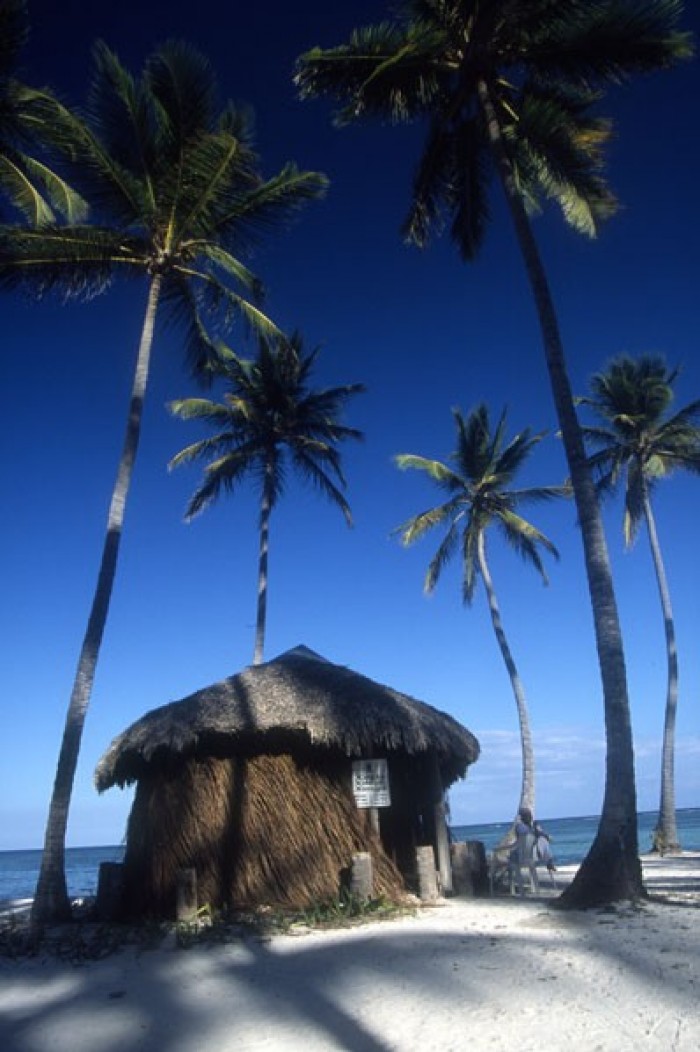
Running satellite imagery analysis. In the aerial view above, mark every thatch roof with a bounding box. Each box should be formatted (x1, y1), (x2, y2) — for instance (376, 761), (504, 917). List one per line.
(95, 646), (479, 791)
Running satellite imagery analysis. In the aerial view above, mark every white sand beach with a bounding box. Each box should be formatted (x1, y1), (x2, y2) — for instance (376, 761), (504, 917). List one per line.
(1, 853), (699, 1052)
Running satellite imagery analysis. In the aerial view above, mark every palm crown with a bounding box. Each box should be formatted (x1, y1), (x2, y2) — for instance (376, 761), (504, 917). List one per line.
(396, 404), (565, 601)
(582, 355), (700, 543)
(0, 39), (327, 371)
(170, 332), (365, 519)
(296, 0), (691, 257)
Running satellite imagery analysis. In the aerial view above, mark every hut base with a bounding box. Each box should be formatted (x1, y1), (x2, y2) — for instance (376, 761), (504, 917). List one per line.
(118, 753), (406, 919)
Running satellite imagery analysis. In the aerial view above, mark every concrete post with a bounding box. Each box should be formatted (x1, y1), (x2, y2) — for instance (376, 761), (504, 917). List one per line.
(350, 851), (373, 899)
(176, 868), (198, 922)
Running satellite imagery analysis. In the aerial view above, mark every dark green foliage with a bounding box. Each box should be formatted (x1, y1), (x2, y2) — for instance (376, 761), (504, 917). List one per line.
(395, 404), (566, 603)
(170, 332), (365, 519)
(0, 40), (328, 372)
(0, 0), (86, 223)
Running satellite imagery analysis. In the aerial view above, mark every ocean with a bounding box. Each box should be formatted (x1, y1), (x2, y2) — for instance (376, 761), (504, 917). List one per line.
(2, 809), (699, 905)
(451, 807), (700, 866)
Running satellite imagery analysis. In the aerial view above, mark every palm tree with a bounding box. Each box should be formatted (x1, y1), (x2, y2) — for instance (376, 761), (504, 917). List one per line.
(395, 404), (565, 825)
(169, 332), (365, 664)
(582, 354), (700, 854)
(295, 0), (692, 905)
(0, 41), (327, 925)
(0, 0), (85, 222)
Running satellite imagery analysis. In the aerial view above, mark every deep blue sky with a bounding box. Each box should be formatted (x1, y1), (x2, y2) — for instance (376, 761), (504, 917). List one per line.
(1, 1), (699, 849)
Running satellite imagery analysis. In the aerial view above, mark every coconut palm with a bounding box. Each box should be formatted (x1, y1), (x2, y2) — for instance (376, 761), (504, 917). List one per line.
(295, 0), (691, 906)
(396, 404), (565, 825)
(0, 40), (326, 924)
(582, 355), (700, 854)
(169, 332), (365, 664)
(0, 0), (85, 222)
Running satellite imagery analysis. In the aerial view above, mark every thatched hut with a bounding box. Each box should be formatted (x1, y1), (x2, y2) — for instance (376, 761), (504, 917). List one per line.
(95, 646), (479, 917)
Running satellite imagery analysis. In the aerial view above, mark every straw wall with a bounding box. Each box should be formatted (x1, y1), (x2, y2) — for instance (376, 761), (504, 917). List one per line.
(119, 751), (407, 917)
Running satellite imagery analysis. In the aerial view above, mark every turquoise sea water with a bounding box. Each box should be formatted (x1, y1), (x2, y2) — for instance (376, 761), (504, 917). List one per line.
(2, 809), (698, 904)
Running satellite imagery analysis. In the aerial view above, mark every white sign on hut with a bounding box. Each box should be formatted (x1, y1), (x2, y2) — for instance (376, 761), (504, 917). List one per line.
(352, 758), (391, 808)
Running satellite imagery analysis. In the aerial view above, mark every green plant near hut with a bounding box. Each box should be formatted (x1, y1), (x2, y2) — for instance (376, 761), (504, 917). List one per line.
(295, 0), (693, 906)
(291, 891), (398, 927)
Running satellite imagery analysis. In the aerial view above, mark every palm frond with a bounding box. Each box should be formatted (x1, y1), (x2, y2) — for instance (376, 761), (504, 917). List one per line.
(0, 223), (146, 298)
(523, 0), (693, 91)
(169, 265), (282, 363)
(402, 114), (492, 259)
(395, 452), (464, 491)
(183, 451), (256, 519)
(145, 41), (218, 144)
(508, 84), (617, 235)
(296, 21), (449, 125)
(0, 150), (55, 224)
(209, 163), (328, 250)
(454, 405), (494, 480)
(168, 397), (233, 425)
(165, 129), (259, 246)
(401, 117), (454, 246)
(497, 513), (552, 583)
(290, 449), (353, 524)
(87, 42), (160, 209)
(192, 242), (261, 297)
(394, 497), (464, 547)
(426, 518), (462, 594)
(167, 431), (236, 470)
(449, 119), (492, 260)
(498, 507), (559, 560)
(11, 148), (88, 224)
(461, 517), (481, 606)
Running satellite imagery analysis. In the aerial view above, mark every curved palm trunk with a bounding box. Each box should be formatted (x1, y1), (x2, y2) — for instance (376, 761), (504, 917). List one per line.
(253, 459), (274, 665)
(31, 274), (163, 926)
(643, 489), (680, 853)
(477, 80), (642, 906)
(477, 532), (535, 827)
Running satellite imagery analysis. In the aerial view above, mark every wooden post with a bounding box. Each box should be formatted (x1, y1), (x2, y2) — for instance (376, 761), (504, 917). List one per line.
(350, 852), (373, 900)
(429, 751), (453, 894)
(450, 841), (488, 896)
(450, 842), (472, 895)
(176, 868), (198, 922)
(369, 807), (380, 836)
(416, 845), (439, 902)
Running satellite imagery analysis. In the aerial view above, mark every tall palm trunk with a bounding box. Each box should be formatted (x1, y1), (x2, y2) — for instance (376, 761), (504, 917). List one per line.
(477, 531), (535, 823)
(642, 487), (680, 853)
(253, 458), (274, 665)
(31, 274), (163, 926)
(477, 79), (643, 905)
